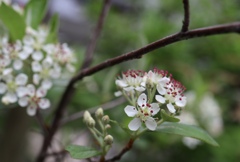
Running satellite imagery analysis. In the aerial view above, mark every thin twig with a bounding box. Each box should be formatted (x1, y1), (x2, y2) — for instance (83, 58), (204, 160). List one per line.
(181, 0), (190, 32)
(36, 22), (240, 162)
(81, 0), (111, 70)
(105, 138), (135, 162)
(35, 110), (49, 136)
(61, 97), (126, 125)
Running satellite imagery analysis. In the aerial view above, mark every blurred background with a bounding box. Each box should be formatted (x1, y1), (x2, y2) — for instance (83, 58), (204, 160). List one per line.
(1, 0), (240, 162)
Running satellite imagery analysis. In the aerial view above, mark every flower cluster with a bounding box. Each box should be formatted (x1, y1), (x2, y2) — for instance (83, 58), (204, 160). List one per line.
(0, 27), (76, 116)
(115, 68), (187, 131)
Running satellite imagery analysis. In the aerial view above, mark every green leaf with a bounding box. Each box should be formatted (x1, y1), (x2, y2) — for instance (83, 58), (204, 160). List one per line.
(66, 145), (101, 159)
(160, 109), (180, 122)
(24, 0), (48, 29)
(0, 3), (26, 40)
(157, 122), (219, 146)
(45, 14), (59, 43)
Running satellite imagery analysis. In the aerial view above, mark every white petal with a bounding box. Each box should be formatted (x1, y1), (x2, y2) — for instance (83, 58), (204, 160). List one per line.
(27, 84), (36, 97)
(33, 74), (40, 85)
(157, 84), (166, 95)
(115, 80), (128, 87)
(5, 92), (17, 103)
(3, 68), (12, 75)
(32, 61), (42, 72)
(137, 93), (147, 108)
(114, 91), (122, 97)
(27, 104), (37, 116)
(13, 59), (23, 70)
(15, 73), (28, 85)
(36, 87), (47, 97)
(18, 96), (29, 107)
(124, 105), (138, 117)
(167, 103), (176, 113)
(32, 51), (43, 61)
(128, 118), (141, 131)
(145, 117), (157, 131)
(159, 77), (170, 84)
(175, 96), (187, 107)
(135, 86), (145, 92)
(38, 98), (50, 109)
(155, 95), (166, 104)
(41, 79), (52, 90)
(0, 82), (7, 94)
(16, 86), (28, 97)
(150, 103), (160, 115)
(123, 86), (134, 92)
(18, 49), (31, 60)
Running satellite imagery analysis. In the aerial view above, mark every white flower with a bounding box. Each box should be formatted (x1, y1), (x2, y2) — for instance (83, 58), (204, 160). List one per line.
(116, 70), (146, 92)
(124, 93), (160, 131)
(1, 73), (28, 104)
(18, 84), (50, 116)
(143, 69), (170, 90)
(156, 79), (187, 113)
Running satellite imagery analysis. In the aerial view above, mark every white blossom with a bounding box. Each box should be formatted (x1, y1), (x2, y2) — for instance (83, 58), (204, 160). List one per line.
(116, 70), (146, 92)
(124, 93), (160, 131)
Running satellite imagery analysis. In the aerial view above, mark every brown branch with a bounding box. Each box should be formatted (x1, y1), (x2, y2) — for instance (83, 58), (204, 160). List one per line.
(36, 22), (240, 162)
(60, 97), (126, 126)
(105, 138), (135, 162)
(81, 0), (111, 70)
(181, 0), (190, 32)
(35, 110), (49, 136)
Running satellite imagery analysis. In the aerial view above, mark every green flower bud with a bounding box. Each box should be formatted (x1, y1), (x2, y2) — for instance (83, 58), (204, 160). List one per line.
(87, 117), (96, 128)
(95, 108), (104, 119)
(104, 135), (113, 145)
(83, 111), (91, 123)
(105, 124), (111, 129)
(102, 115), (110, 124)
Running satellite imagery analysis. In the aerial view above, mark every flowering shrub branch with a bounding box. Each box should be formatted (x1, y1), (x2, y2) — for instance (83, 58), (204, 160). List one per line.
(0, 1), (239, 162)
(39, 18), (240, 162)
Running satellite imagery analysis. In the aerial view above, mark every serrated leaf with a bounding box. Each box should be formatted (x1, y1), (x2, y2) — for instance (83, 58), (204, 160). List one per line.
(0, 3), (26, 40)
(45, 14), (59, 43)
(66, 145), (101, 159)
(24, 0), (48, 29)
(160, 109), (180, 122)
(157, 122), (219, 146)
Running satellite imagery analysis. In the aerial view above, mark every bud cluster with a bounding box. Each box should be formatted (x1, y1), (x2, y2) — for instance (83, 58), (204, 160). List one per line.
(0, 27), (75, 116)
(83, 108), (113, 153)
(115, 68), (187, 131)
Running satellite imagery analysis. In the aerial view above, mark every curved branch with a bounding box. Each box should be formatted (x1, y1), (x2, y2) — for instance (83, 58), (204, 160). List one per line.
(181, 0), (190, 32)
(81, 0), (111, 70)
(37, 22), (240, 162)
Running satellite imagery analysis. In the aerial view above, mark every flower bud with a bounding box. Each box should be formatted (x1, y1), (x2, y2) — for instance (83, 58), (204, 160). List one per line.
(95, 107), (104, 119)
(87, 117), (96, 128)
(102, 115), (110, 124)
(104, 135), (113, 145)
(83, 111), (91, 123)
(105, 124), (111, 130)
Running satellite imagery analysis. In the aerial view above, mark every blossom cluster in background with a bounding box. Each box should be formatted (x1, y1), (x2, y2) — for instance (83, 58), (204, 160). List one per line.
(0, 26), (76, 116)
(115, 68), (187, 131)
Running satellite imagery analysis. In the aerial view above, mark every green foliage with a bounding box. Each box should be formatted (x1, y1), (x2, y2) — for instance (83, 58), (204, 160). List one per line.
(45, 14), (59, 43)
(160, 109), (180, 122)
(24, 0), (48, 29)
(0, 3), (26, 40)
(157, 122), (219, 146)
(66, 145), (101, 159)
